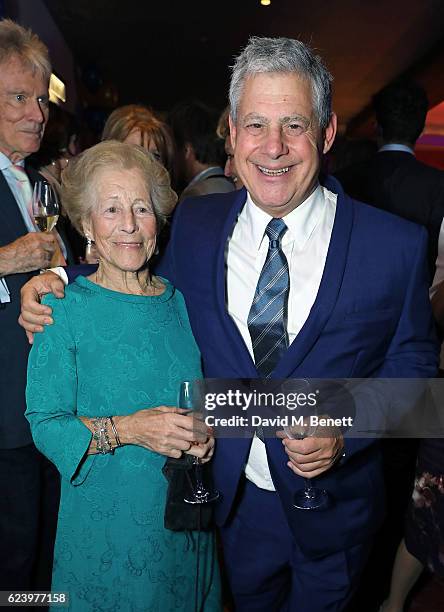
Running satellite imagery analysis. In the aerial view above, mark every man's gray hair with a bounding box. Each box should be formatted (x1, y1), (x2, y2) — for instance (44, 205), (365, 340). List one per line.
(229, 36), (333, 129)
(0, 19), (51, 79)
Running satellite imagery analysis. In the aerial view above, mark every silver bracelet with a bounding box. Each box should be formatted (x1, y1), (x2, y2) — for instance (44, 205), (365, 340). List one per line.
(108, 416), (121, 448)
(92, 417), (114, 454)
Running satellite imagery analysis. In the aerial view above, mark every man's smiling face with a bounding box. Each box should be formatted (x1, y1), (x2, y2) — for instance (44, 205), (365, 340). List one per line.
(230, 72), (336, 217)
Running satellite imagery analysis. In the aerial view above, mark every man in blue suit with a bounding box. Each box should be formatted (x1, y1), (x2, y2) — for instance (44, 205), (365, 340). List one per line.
(20, 37), (438, 611)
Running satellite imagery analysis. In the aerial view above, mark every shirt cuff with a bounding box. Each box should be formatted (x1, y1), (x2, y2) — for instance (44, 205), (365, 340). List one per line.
(40, 266), (68, 285)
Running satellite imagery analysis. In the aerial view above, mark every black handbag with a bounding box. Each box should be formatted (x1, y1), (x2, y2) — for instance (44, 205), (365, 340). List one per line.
(162, 455), (215, 531)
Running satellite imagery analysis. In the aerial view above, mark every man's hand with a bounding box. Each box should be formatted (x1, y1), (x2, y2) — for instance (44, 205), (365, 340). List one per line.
(0, 233), (57, 275)
(276, 421), (344, 478)
(18, 271), (66, 343)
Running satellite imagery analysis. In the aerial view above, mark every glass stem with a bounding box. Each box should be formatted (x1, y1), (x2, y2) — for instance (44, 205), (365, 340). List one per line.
(193, 458), (205, 492)
(304, 478), (315, 497)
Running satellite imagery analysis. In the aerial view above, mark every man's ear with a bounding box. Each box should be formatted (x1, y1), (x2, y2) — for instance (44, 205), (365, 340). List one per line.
(322, 112), (337, 154)
(184, 143), (194, 161)
(228, 114), (237, 151)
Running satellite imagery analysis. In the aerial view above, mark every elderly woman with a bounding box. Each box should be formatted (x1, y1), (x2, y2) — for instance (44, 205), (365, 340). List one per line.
(25, 141), (221, 611)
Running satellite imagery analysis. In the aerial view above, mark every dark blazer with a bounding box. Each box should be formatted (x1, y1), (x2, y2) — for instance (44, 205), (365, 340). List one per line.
(157, 176), (438, 559)
(0, 165), (73, 449)
(335, 151), (444, 279)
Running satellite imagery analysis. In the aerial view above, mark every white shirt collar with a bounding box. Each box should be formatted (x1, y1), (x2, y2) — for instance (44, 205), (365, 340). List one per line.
(379, 143), (415, 155)
(0, 151), (25, 171)
(244, 183), (325, 251)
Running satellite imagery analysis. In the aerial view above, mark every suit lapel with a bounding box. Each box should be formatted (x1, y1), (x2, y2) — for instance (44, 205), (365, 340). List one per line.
(0, 171), (28, 241)
(273, 177), (353, 377)
(214, 188), (259, 377)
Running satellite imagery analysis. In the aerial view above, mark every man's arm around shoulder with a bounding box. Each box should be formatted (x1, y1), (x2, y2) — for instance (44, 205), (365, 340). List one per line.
(19, 264), (97, 342)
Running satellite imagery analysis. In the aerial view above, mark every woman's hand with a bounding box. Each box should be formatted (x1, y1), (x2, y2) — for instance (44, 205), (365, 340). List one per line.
(185, 436), (215, 463)
(115, 407), (211, 458)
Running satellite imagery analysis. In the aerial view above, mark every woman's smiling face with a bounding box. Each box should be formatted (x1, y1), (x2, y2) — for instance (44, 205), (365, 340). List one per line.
(85, 166), (157, 275)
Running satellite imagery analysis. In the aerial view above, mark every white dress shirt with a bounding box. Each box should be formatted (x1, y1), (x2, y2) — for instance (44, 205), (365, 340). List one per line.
(226, 184), (337, 490)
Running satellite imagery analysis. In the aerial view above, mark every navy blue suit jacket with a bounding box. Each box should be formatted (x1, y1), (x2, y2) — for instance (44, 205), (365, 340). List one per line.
(156, 175), (438, 558)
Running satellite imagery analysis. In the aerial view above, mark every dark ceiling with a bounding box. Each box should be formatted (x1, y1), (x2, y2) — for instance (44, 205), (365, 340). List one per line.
(43, 0), (444, 134)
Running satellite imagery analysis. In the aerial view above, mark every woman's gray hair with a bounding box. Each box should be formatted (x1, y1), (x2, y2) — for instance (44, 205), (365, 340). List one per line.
(0, 19), (51, 80)
(61, 140), (177, 237)
(229, 36), (333, 130)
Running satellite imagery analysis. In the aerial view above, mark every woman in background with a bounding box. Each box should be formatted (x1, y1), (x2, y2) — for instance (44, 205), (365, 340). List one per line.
(102, 103), (176, 185)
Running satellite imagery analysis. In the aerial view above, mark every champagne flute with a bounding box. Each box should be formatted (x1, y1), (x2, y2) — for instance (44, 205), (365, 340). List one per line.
(281, 378), (329, 510)
(179, 381), (219, 504)
(283, 417), (329, 510)
(32, 181), (59, 232)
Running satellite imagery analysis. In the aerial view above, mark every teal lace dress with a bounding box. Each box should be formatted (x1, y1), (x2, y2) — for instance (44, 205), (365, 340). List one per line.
(25, 276), (221, 612)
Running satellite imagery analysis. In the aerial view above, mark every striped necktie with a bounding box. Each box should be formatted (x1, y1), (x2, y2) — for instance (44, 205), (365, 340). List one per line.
(248, 218), (289, 378)
(9, 163), (35, 226)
